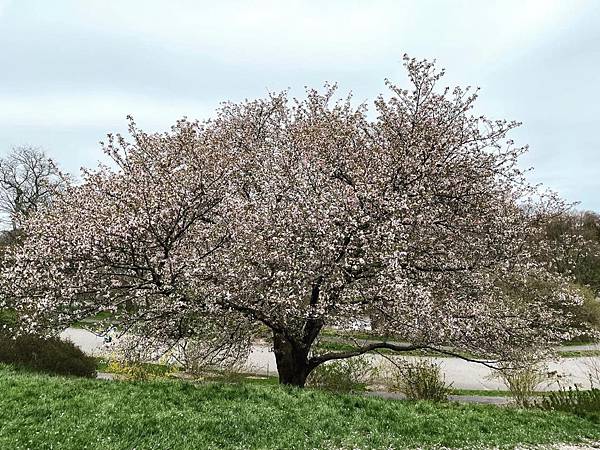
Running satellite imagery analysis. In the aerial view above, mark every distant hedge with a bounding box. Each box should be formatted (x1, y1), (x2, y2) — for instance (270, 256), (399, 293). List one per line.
(0, 334), (96, 378)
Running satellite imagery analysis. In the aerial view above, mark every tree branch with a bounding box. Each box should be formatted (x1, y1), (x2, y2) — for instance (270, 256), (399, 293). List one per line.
(308, 341), (503, 370)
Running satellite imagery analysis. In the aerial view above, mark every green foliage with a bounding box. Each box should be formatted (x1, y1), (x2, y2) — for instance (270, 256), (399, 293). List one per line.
(307, 356), (375, 393)
(538, 386), (600, 423)
(572, 212), (600, 294)
(389, 359), (451, 402)
(534, 211), (600, 337)
(543, 211), (600, 294)
(578, 285), (600, 335)
(0, 335), (96, 377)
(0, 309), (18, 334)
(558, 283), (600, 342)
(2, 364), (600, 449)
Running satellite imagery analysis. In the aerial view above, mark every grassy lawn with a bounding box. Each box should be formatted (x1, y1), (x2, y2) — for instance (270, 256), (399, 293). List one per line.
(558, 350), (600, 358)
(1, 365), (599, 449)
(446, 389), (551, 398)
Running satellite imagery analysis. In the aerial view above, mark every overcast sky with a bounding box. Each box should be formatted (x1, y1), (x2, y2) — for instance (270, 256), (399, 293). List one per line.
(1, 0), (598, 210)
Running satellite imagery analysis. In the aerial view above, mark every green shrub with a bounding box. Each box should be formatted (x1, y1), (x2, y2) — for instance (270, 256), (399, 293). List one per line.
(569, 284), (600, 341)
(495, 365), (546, 408)
(0, 335), (96, 378)
(538, 386), (600, 423)
(389, 359), (451, 401)
(307, 356), (375, 393)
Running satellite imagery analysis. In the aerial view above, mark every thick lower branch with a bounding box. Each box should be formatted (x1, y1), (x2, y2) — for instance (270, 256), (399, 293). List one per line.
(309, 341), (502, 370)
(309, 342), (424, 368)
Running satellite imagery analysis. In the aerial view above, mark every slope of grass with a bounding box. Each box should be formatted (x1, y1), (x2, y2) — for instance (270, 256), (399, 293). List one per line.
(0, 364), (599, 449)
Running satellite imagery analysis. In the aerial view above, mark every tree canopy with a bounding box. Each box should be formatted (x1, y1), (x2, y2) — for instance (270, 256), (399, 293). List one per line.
(0, 56), (583, 386)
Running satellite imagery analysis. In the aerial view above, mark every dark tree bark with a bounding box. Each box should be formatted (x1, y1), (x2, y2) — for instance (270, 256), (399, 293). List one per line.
(272, 331), (313, 387)
(272, 321), (499, 387)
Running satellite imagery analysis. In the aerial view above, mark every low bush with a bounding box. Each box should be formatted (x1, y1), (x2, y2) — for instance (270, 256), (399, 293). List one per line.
(104, 359), (155, 381)
(389, 359), (451, 401)
(0, 334), (96, 377)
(586, 357), (600, 386)
(538, 386), (600, 423)
(495, 365), (547, 408)
(307, 356), (375, 393)
(101, 357), (178, 381)
(177, 338), (247, 375)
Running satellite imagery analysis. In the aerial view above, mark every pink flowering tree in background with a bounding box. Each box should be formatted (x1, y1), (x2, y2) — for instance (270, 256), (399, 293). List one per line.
(1, 56), (583, 386)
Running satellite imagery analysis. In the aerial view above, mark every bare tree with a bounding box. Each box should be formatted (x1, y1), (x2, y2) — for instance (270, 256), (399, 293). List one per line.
(0, 146), (68, 232)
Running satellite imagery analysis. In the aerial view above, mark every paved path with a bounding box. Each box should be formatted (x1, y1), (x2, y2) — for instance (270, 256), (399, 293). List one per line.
(61, 328), (600, 391)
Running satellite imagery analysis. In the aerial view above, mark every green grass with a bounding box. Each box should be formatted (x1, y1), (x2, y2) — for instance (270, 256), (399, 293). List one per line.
(1, 365), (600, 449)
(447, 389), (548, 398)
(71, 310), (117, 329)
(202, 371), (280, 386)
(558, 350), (600, 358)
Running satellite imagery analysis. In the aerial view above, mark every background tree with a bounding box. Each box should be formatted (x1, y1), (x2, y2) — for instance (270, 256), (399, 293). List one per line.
(0, 146), (69, 334)
(541, 211), (600, 295)
(531, 210), (600, 338)
(2, 57), (583, 386)
(0, 146), (68, 240)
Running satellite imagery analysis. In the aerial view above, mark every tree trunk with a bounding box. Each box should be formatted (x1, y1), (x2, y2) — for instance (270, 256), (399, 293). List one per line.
(272, 331), (312, 387)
